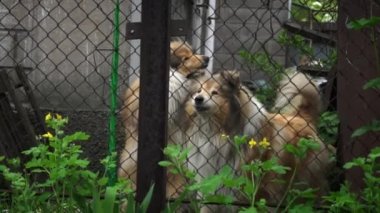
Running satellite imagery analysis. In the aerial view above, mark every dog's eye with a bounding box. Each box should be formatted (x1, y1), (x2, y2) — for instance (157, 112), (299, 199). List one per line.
(183, 57), (189, 61)
(211, 90), (218, 95)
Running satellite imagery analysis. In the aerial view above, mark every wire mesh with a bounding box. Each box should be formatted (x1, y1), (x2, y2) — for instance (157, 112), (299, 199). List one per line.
(1, 0), (378, 211)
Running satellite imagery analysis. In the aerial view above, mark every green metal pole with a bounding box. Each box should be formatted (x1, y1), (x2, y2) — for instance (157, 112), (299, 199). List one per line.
(108, 0), (120, 186)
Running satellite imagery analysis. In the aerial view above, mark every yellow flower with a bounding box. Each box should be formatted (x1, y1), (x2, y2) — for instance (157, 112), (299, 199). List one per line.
(221, 134), (229, 139)
(56, 113), (62, 120)
(259, 137), (270, 149)
(42, 132), (54, 139)
(45, 113), (52, 122)
(248, 138), (257, 149)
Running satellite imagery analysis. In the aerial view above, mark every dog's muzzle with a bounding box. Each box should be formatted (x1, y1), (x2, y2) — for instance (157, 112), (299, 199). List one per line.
(194, 95), (209, 112)
(201, 56), (210, 68)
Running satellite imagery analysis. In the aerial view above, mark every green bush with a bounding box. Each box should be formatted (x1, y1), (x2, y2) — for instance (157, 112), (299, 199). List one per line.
(0, 113), (151, 213)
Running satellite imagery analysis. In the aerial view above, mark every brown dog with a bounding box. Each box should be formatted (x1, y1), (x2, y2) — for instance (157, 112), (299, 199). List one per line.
(184, 70), (335, 205)
(118, 40), (209, 197)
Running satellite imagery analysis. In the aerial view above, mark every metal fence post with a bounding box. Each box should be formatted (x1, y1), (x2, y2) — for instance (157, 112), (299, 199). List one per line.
(136, 0), (170, 211)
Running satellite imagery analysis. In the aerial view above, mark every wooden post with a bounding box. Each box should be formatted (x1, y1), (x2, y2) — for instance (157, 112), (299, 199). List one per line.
(136, 0), (170, 211)
(337, 0), (380, 191)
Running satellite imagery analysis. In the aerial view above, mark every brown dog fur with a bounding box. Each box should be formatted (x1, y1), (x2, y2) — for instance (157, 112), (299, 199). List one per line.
(118, 40), (209, 197)
(184, 70), (335, 204)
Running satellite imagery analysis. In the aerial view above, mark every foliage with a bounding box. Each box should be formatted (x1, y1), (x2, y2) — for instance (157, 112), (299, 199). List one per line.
(346, 16), (380, 30)
(241, 30), (339, 147)
(318, 111), (340, 145)
(277, 32), (315, 58)
(324, 147), (380, 213)
(160, 136), (324, 212)
(351, 120), (380, 138)
(239, 50), (284, 84)
(240, 28), (337, 110)
(239, 50), (284, 108)
(277, 31), (337, 70)
(291, 0), (338, 23)
(324, 14), (380, 210)
(0, 113), (152, 213)
(363, 77), (380, 90)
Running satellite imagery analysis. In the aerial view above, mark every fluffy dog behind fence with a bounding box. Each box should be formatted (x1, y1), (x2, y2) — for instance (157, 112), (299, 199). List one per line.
(118, 40), (209, 196)
(184, 70), (335, 206)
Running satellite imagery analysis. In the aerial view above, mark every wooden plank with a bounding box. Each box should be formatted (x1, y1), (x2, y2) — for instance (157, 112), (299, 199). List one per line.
(0, 72), (36, 151)
(15, 66), (46, 134)
(283, 21), (336, 45)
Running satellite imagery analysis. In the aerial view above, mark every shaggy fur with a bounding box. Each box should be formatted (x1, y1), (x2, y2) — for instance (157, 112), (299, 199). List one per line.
(184, 70), (335, 205)
(118, 40), (209, 196)
(184, 71), (266, 179)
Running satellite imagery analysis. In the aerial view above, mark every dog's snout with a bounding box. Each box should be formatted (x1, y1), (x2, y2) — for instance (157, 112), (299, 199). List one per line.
(200, 56), (210, 69)
(194, 95), (204, 105)
(203, 56), (210, 63)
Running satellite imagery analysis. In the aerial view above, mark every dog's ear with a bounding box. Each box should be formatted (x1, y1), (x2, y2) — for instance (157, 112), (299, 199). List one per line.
(220, 70), (240, 90)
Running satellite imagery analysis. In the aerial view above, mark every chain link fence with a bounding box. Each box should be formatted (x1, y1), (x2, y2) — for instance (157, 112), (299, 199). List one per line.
(1, 0), (378, 210)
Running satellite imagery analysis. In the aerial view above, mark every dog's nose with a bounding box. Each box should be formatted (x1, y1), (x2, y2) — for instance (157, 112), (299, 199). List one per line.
(203, 56), (210, 64)
(194, 95), (204, 105)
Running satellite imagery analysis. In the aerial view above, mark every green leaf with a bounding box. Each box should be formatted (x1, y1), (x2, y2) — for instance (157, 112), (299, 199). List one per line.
(285, 144), (299, 157)
(239, 207), (258, 213)
(234, 135), (248, 146)
(178, 147), (190, 161)
(158, 161), (173, 167)
(343, 157), (366, 169)
(242, 163), (261, 174)
(91, 186), (101, 213)
(189, 175), (223, 193)
(139, 184), (155, 213)
(163, 145), (181, 158)
(168, 168), (180, 175)
(351, 127), (371, 138)
(286, 138), (321, 159)
(126, 193), (136, 213)
(290, 188), (317, 200)
(363, 77), (380, 90)
(347, 17), (380, 30)
(204, 194), (234, 205)
(97, 177), (109, 186)
(63, 131), (90, 143)
(223, 176), (245, 188)
(369, 147), (380, 160)
(102, 186), (118, 213)
(351, 120), (380, 138)
(288, 204), (314, 213)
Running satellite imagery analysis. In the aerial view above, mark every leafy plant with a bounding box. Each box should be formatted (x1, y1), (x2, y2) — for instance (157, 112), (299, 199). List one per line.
(160, 136), (327, 212)
(240, 29), (337, 110)
(318, 111), (340, 145)
(291, 0), (338, 23)
(239, 50), (284, 108)
(0, 113), (139, 213)
(278, 32), (315, 58)
(324, 147), (380, 213)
